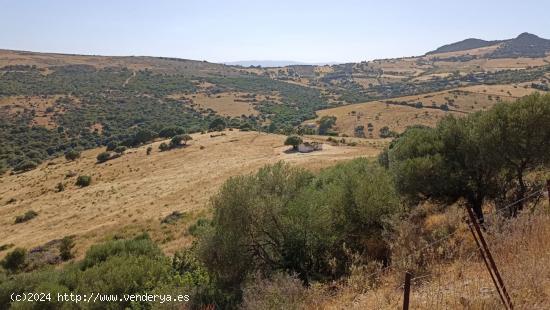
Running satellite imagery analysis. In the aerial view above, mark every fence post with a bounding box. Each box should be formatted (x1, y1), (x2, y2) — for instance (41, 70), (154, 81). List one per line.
(467, 217), (507, 307)
(403, 271), (411, 310)
(466, 207), (513, 310)
(546, 179), (550, 206)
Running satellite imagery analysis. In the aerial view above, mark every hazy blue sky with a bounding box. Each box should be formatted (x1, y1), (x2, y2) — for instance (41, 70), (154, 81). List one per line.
(1, 0), (549, 63)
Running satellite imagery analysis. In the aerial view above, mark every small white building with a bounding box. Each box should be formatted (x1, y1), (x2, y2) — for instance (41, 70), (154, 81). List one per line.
(298, 142), (323, 153)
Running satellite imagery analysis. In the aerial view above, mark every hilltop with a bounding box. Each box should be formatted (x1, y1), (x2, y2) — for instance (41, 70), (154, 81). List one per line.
(2, 33), (550, 174)
(426, 38), (503, 55)
(427, 32), (550, 58)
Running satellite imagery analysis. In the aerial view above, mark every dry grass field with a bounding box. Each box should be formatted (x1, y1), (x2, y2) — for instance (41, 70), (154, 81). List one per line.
(179, 92), (274, 117)
(0, 130), (384, 260)
(313, 100), (459, 138)
(312, 86), (545, 137)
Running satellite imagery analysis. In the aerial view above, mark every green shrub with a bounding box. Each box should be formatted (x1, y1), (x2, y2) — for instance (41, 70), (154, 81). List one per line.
(170, 134), (192, 148)
(106, 141), (119, 151)
(80, 233), (161, 270)
(188, 218), (211, 237)
(209, 118), (226, 131)
(64, 149), (81, 161)
(158, 126), (186, 138)
(1, 248), (26, 272)
(379, 126), (397, 138)
(199, 159), (400, 289)
(318, 115), (336, 135)
(146, 146), (153, 155)
(59, 237), (75, 261)
(0, 160), (6, 174)
(159, 142), (169, 152)
(13, 160), (38, 172)
(284, 135), (303, 150)
(114, 145), (127, 154)
(96, 151), (111, 163)
(14, 210), (38, 224)
(75, 175), (91, 187)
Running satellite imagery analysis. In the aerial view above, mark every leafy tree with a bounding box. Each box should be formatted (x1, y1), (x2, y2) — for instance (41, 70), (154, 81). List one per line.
(96, 152), (111, 163)
(480, 93), (550, 214)
(284, 135), (303, 150)
(106, 141), (119, 152)
(181, 134), (193, 145)
(318, 116), (336, 135)
(64, 149), (81, 161)
(1, 248), (26, 273)
(122, 129), (158, 147)
(388, 115), (504, 223)
(354, 125), (365, 138)
(75, 175), (92, 187)
(169, 134), (192, 148)
(170, 135), (183, 148)
(158, 126), (186, 138)
(209, 118), (227, 131)
(379, 126), (396, 138)
(159, 142), (169, 152)
(114, 145), (127, 154)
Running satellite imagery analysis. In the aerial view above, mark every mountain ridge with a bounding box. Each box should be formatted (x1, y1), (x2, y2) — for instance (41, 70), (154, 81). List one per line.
(427, 32), (550, 58)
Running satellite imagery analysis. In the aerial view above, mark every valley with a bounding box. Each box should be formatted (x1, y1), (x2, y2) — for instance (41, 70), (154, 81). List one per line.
(1, 30), (550, 309)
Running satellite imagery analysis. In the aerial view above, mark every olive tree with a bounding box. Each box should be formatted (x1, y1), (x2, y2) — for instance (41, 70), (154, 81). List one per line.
(388, 115), (503, 223)
(284, 135), (303, 150)
(480, 93), (550, 214)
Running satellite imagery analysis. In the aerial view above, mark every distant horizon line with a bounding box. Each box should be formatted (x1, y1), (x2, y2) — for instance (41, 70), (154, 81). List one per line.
(1, 31), (544, 67)
(0, 47), (358, 65)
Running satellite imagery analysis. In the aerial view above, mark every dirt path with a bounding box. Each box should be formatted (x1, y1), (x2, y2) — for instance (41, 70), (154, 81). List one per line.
(122, 70), (136, 87)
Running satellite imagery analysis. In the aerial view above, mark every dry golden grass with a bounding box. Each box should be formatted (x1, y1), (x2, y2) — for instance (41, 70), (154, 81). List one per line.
(313, 101), (459, 138)
(338, 209), (550, 309)
(313, 87), (545, 137)
(0, 95), (73, 128)
(281, 199), (550, 309)
(183, 92), (264, 117)
(460, 83), (548, 98)
(0, 130), (383, 260)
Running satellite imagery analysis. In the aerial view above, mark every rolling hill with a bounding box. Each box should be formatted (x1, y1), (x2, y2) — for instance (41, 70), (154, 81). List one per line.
(1, 32), (550, 309)
(1, 32), (550, 249)
(427, 32), (550, 58)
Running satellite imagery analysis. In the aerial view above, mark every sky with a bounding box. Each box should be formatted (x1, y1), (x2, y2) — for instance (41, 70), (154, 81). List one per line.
(1, 0), (550, 63)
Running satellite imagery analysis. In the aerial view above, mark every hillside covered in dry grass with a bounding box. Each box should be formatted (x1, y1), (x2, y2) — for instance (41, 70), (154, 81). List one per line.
(2, 33), (550, 309)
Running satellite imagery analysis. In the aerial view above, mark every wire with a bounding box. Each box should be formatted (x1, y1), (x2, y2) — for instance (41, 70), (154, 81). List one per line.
(360, 189), (545, 282)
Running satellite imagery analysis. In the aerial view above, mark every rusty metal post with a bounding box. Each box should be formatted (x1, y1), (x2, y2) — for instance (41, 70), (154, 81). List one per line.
(467, 207), (513, 310)
(467, 218), (507, 308)
(403, 272), (411, 310)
